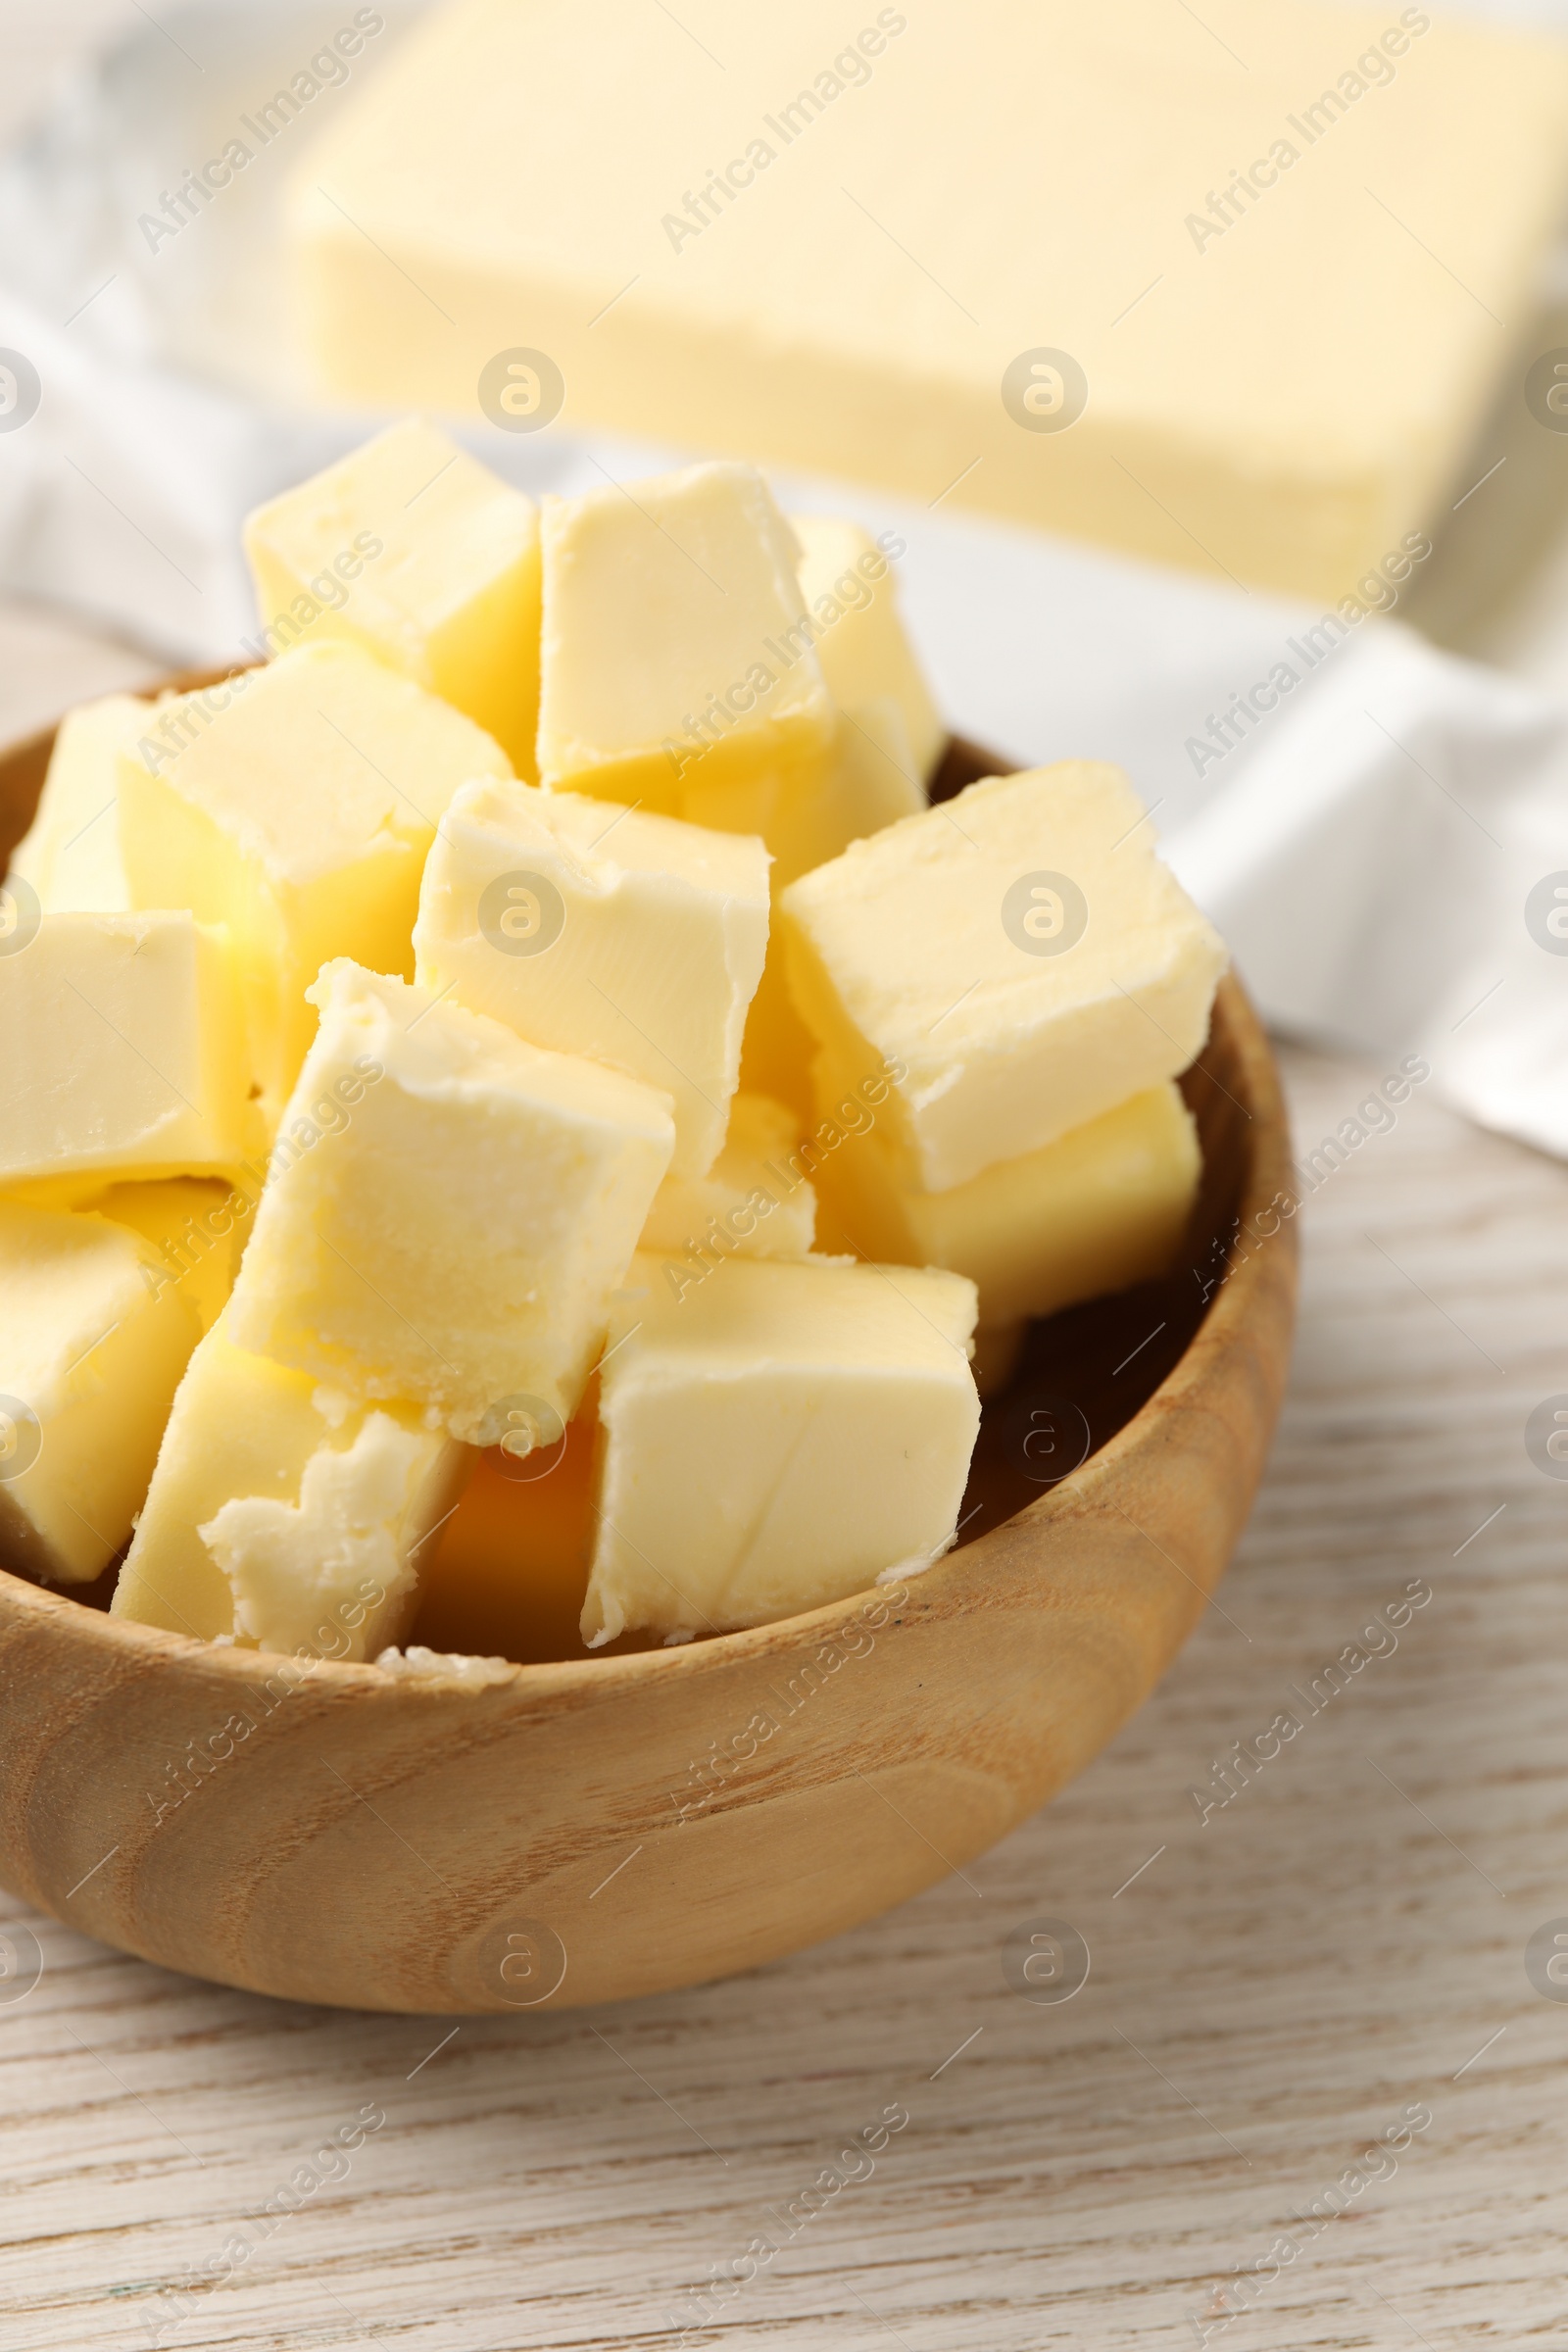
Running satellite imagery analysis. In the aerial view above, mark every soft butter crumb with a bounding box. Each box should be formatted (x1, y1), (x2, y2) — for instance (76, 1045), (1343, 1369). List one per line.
(375, 1643), (515, 1687)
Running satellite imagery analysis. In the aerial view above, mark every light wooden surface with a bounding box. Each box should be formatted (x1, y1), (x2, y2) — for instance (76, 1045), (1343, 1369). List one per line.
(2, 624), (1567, 2352)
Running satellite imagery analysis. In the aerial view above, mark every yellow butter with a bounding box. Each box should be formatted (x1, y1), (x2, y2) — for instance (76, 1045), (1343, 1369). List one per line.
(414, 776), (768, 1177)
(112, 1316), (468, 1656)
(243, 417), (543, 777)
(536, 461), (835, 837)
(84, 1177), (251, 1336)
(766, 694), (925, 887)
(781, 762), (1227, 1191)
(224, 960), (674, 1445)
(8, 694), (148, 913)
(0, 1199), (202, 1585)
(640, 1092), (816, 1263)
(740, 694), (926, 1111)
(291, 0), (1568, 602)
(0, 911), (258, 1193)
(794, 518), (944, 786)
(813, 1079), (1200, 1326)
(582, 1251), (979, 1645)
(117, 641), (512, 1112)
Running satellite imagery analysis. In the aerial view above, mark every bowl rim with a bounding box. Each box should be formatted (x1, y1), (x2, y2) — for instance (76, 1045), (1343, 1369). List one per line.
(0, 698), (1296, 1702)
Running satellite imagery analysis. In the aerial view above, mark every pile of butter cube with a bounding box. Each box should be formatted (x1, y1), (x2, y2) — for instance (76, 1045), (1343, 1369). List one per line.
(0, 421), (1226, 1665)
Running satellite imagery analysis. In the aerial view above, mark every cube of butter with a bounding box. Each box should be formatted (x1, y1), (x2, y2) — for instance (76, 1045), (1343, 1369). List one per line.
(536, 462), (835, 839)
(8, 693), (147, 913)
(117, 641), (512, 1111)
(112, 1317), (468, 1657)
(795, 518), (944, 786)
(0, 1199), (202, 1585)
(640, 1093), (816, 1263)
(781, 763), (1228, 1191)
(813, 1079), (1200, 1327)
(0, 911), (257, 1195)
(84, 1177), (251, 1337)
(582, 1252), (980, 1645)
(224, 960), (674, 1444)
(413, 776), (768, 1177)
(243, 417), (543, 777)
(766, 696), (925, 888)
(743, 697), (927, 1099)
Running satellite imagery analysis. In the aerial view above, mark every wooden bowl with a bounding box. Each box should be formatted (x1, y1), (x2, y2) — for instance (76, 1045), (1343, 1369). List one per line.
(0, 709), (1297, 2013)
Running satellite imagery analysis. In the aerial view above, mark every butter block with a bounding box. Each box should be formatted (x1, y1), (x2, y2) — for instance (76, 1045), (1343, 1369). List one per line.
(224, 960), (674, 1444)
(795, 519), (944, 785)
(8, 694), (147, 913)
(738, 699), (923, 1114)
(0, 911), (257, 1193)
(117, 641), (512, 1110)
(781, 763), (1227, 1191)
(767, 696), (924, 886)
(292, 0), (1568, 602)
(84, 1177), (251, 1336)
(640, 1092), (816, 1262)
(535, 461), (835, 838)
(243, 417), (543, 777)
(582, 1252), (979, 1644)
(737, 949), (813, 1119)
(0, 1199), (202, 1585)
(112, 1319), (468, 1657)
(814, 1079), (1200, 1326)
(413, 776), (768, 1176)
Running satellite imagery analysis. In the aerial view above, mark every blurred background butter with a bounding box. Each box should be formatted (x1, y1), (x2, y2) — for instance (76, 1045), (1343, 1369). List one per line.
(286, 0), (1568, 604)
(10, 0), (1568, 1155)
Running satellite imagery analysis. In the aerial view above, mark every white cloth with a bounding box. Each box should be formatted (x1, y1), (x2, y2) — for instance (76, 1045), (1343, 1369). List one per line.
(3, 1), (1568, 1154)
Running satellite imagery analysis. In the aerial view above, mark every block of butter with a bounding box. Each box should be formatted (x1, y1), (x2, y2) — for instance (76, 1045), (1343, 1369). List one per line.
(640, 1092), (817, 1262)
(781, 763), (1227, 1191)
(795, 519), (943, 786)
(84, 1178), (250, 1336)
(582, 1251), (979, 1645)
(0, 1199), (202, 1585)
(290, 0), (1568, 601)
(813, 1079), (1200, 1326)
(740, 693), (927, 1112)
(7, 693), (146, 913)
(117, 640), (512, 1111)
(413, 775), (769, 1177)
(536, 462), (835, 838)
(113, 1317), (468, 1657)
(225, 960), (674, 1445)
(767, 694), (924, 888)
(0, 911), (257, 1194)
(243, 417), (543, 778)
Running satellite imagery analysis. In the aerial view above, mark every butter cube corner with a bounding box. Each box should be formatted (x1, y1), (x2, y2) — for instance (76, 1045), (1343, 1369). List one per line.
(582, 1252), (979, 1644)
(243, 416), (542, 776)
(225, 960), (674, 1443)
(414, 776), (768, 1176)
(782, 762), (1227, 1190)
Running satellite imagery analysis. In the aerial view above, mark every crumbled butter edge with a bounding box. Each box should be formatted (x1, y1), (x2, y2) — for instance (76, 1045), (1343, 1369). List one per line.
(374, 1643), (516, 1686)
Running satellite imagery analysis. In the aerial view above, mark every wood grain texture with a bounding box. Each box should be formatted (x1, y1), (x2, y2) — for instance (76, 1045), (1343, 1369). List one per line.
(0, 714), (1297, 2014)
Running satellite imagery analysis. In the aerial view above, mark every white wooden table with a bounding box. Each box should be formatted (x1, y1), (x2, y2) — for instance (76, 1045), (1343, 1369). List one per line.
(4, 11), (1568, 2347)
